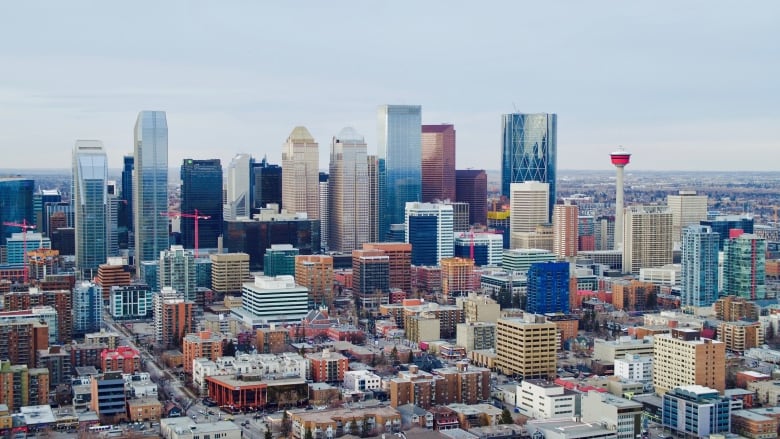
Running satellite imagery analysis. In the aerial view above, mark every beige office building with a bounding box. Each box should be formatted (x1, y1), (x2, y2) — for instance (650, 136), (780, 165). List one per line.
(328, 128), (369, 252)
(510, 182), (549, 249)
(652, 328), (725, 395)
(623, 206), (673, 274)
(667, 191), (708, 243)
(210, 253), (250, 294)
(553, 204), (579, 259)
(282, 126), (320, 219)
(496, 314), (557, 379)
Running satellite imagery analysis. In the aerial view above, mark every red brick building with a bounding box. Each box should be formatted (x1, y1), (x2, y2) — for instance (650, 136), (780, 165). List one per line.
(100, 346), (141, 374)
(306, 350), (349, 383)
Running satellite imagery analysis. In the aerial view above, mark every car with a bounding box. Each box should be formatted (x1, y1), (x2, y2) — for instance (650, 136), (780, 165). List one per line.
(191, 415), (197, 419)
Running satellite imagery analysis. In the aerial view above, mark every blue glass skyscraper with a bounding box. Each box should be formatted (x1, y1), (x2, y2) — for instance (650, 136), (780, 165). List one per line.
(120, 155), (134, 233)
(72, 140), (108, 273)
(133, 111), (169, 270)
(180, 159), (223, 250)
(378, 105), (422, 240)
(681, 225), (720, 307)
(0, 178), (34, 241)
(526, 261), (570, 314)
(501, 113), (557, 221)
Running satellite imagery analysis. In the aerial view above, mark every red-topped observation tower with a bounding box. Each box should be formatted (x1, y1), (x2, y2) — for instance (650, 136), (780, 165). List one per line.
(610, 147), (631, 250)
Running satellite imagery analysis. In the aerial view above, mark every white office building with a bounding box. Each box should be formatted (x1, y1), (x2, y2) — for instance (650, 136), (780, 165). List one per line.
(517, 379), (577, 420)
(614, 354), (653, 383)
(233, 275), (309, 325)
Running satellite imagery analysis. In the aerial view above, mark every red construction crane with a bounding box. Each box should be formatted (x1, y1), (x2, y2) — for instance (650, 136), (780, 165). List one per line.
(160, 209), (211, 257)
(2, 219), (36, 284)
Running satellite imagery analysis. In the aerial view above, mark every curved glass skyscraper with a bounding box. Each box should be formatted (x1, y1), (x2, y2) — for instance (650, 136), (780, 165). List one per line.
(133, 111), (169, 271)
(501, 113), (557, 221)
(378, 105), (422, 240)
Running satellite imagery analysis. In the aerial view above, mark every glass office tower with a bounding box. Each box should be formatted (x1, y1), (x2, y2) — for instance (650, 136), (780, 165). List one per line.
(180, 159), (223, 250)
(133, 111), (169, 270)
(251, 156), (282, 211)
(378, 105), (422, 240)
(73, 140), (108, 273)
(501, 113), (557, 221)
(0, 178), (34, 241)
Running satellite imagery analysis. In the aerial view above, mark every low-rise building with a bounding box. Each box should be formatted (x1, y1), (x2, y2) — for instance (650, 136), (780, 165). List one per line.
(127, 397), (163, 422)
(182, 330), (224, 374)
(161, 417), (242, 439)
(732, 409), (778, 439)
(661, 386), (730, 438)
(593, 336), (654, 363)
(396, 404), (433, 430)
(289, 405), (401, 438)
(580, 391), (643, 439)
(447, 403), (502, 429)
(526, 418), (617, 439)
(613, 354), (653, 383)
(100, 346), (141, 373)
(343, 370), (381, 392)
(517, 379), (577, 420)
(307, 349), (349, 383)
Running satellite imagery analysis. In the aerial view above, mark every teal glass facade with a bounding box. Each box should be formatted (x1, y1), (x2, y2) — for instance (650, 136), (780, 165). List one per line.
(0, 178), (34, 241)
(377, 105), (421, 240)
(724, 233), (767, 300)
(501, 113), (557, 221)
(681, 225), (720, 307)
(133, 111), (169, 266)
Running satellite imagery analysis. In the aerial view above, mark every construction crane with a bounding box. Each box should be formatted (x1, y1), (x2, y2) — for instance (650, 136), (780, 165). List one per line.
(160, 209), (211, 257)
(2, 219), (36, 284)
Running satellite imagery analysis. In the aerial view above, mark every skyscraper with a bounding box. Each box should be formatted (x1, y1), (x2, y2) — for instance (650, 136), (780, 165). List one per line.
(622, 206), (673, 274)
(224, 153), (251, 220)
(251, 157), (282, 211)
(0, 178), (34, 242)
(421, 124), (456, 203)
(455, 169), (488, 226)
(378, 105), (422, 240)
(73, 281), (103, 336)
(552, 203), (579, 259)
(509, 181), (549, 249)
(180, 159), (223, 250)
(667, 191), (708, 243)
(681, 225), (720, 307)
(501, 113), (557, 221)
(120, 155), (134, 232)
(723, 231), (767, 300)
(367, 155), (380, 243)
(405, 202), (454, 266)
(159, 245), (196, 302)
(328, 127), (369, 253)
(72, 140), (108, 274)
(133, 111), (168, 269)
(319, 172), (329, 249)
(281, 126), (320, 219)
(526, 261), (570, 314)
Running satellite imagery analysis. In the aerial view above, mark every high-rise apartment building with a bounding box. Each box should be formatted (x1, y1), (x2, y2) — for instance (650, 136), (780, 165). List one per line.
(501, 113), (557, 221)
(133, 111), (169, 270)
(377, 105), (422, 240)
(509, 181), (549, 249)
(701, 215), (754, 250)
(224, 153), (251, 220)
(405, 202), (454, 266)
(0, 178), (34, 244)
(96, 257), (132, 302)
(496, 315), (557, 379)
(251, 156), (282, 210)
(652, 328), (725, 395)
(667, 191), (708, 243)
(622, 206), (673, 274)
(681, 225), (720, 307)
(153, 287), (194, 348)
(723, 232), (767, 300)
(73, 281), (103, 337)
(328, 128), (369, 252)
(180, 159), (223, 250)
(441, 257), (477, 301)
(552, 203), (578, 259)
(159, 246), (196, 302)
(526, 261), (570, 314)
(421, 124), (456, 203)
(362, 243), (412, 294)
(106, 180), (120, 258)
(455, 169), (487, 226)
(282, 126), (319, 219)
(295, 255), (334, 309)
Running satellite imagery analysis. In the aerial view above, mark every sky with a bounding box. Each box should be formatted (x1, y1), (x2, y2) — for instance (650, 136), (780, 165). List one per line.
(0, 1), (778, 172)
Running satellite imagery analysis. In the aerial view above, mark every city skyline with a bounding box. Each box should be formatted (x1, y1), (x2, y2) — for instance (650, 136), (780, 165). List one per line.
(0, 2), (777, 172)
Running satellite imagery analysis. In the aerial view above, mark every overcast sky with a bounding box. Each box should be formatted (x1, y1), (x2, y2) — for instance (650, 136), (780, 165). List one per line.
(0, 1), (778, 172)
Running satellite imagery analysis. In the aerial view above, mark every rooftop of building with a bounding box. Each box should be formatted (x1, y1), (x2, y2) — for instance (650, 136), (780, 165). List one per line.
(205, 374), (305, 389)
(290, 404), (399, 423)
(161, 417), (241, 434)
(19, 405), (56, 426)
(528, 419), (614, 438)
(732, 410), (773, 422)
